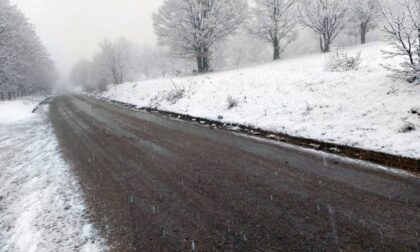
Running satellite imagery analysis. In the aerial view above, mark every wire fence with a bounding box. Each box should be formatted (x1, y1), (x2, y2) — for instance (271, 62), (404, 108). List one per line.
(0, 89), (35, 101)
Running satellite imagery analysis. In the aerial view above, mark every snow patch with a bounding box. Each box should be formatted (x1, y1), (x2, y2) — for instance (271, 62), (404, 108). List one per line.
(0, 97), (44, 124)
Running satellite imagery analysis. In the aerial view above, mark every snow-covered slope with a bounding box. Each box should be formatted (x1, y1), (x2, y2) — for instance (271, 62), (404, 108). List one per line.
(100, 42), (420, 158)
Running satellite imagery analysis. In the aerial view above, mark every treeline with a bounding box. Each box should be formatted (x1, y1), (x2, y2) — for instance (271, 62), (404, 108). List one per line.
(154, 0), (420, 83)
(153, 0), (380, 71)
(0, 0), (57, 94)
(72, 0), (420, 91)
(70, 38), (193, 92)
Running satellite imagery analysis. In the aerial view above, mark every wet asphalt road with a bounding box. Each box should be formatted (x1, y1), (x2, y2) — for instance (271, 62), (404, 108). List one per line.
(49, 95), (420, 251)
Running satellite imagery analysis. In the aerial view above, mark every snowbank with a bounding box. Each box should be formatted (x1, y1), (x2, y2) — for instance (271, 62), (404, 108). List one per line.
(100, 42), (420, 158)
(0, 103), (107, 251)
(0, 97), (44, 124)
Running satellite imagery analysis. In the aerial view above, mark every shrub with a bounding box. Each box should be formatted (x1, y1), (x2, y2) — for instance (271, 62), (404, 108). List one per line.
(148, 88), (185, 108)
(400, 121), (416, 133)
(226, 95), (239, 110)
(166, 88), (185, 104)
(148, 93), (162, 109)
(325, 48), (362, 72)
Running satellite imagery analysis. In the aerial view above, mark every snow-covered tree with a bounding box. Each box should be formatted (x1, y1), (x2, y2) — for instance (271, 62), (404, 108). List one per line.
(212, 33), (271, 68)
(347, 0), (379, 44)
(247, 0), (297, 60)
(153, 0), (248, 73)
(379, 0), (420, 83)
(0, 0), (57, 93)
(70, 39), (195, 92)
(297, 0), (349, 53)
(96, 38), (135, 85)
(133, 46), (194, 79)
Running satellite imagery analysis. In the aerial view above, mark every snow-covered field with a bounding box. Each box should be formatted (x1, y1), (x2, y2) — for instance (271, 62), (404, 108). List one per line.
(100, 42), (420, 159)
(0, 98), (106, 251)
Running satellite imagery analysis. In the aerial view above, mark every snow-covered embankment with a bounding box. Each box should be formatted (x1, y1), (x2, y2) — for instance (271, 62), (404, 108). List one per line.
(100, 42), (420, 159)
(0, 97), (106, 251)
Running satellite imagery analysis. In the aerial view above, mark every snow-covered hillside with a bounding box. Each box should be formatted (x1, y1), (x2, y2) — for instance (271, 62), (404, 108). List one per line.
(100, 42), (420, 158)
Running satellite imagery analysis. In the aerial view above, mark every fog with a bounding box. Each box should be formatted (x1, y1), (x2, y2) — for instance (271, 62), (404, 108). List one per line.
(9, 0), (389, 87)
(10, 0), (164, 84)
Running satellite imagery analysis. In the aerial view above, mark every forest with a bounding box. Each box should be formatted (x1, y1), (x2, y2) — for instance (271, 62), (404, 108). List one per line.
(0, 0), (57, 95)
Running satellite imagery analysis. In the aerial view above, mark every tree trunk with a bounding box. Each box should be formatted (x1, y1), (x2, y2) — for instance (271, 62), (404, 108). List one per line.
(320, 34), (330, 53)
(112, 69), (119, 85)
(202, 56), (209, 72)
(323, 43), (330, 53)
(360, 23), (367, 44)
(196, 56), (203, 73)
(196, 56), (210, 73)
(195, 47), (210, 73)
(273, 38), (280, 60)
(418, 28), (420, 63)
(202, 47), (209, 72)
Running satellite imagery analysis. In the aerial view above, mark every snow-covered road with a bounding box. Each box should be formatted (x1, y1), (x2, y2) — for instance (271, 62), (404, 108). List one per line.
(0, 98), (106, 252)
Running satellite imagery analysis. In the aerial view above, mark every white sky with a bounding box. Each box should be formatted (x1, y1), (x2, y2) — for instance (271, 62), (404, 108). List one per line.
(10, 0), (164, 83)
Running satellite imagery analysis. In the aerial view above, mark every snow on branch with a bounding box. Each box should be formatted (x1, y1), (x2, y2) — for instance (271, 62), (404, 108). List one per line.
(378, 0), (420, 84)
(153, 0), (248, 73)
(297, 0), (349, 53)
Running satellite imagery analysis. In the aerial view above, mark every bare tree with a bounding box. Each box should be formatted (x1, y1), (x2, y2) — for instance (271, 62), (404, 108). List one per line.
(153, 0), (248, 73)
(96, 38), (134, 85)
(379, 0), (420, 83)
(348, 0), (379, 44)
(70, 38), (196, 92)
(297, 0), (349, 53)
(247, 0), (297, 60)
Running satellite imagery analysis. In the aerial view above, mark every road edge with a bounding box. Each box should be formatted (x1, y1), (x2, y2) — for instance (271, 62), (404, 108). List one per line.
(87, 95), (420, 175)
(32, 96), (54, 113)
